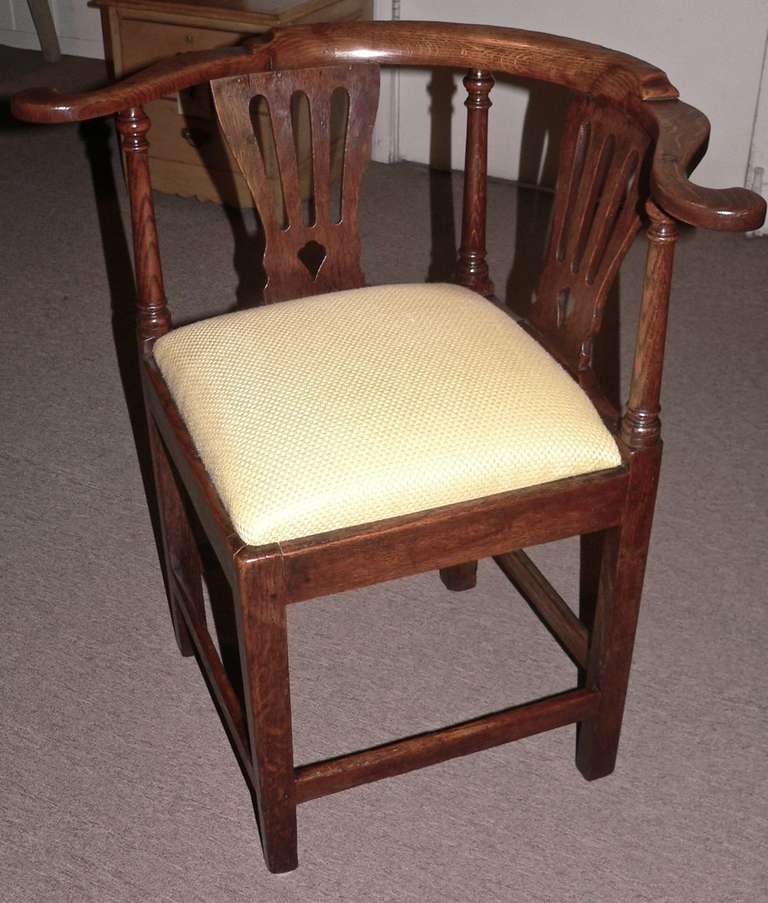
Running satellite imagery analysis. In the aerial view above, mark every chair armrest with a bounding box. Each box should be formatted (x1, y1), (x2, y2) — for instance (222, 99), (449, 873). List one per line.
(11, 45), (266, 123)
(646, 100), (766, 232)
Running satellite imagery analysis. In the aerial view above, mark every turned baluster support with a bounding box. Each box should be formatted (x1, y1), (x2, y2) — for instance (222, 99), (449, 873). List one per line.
(621, 202), (679, 449)
(116, 106), (171, 349)
(442, 69), (494, 594)
(117, 109), (197, 660)
(455, 69), (494, 297)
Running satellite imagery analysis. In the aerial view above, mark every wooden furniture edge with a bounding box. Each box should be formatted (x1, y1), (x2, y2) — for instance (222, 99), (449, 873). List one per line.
(643, 99), (767, 231)
(11, 45), (270, 122)
(294, 687), (600, 802)
(276, 469), (629, 602)
(12, 20), (677, 123)
(253, 21), (678, 102)
(143, 358), (246, 585)
(494, 550), (589, 668)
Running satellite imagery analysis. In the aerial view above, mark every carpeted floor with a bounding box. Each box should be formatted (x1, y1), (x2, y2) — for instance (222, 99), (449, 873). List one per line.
(1, 46), (767, 903)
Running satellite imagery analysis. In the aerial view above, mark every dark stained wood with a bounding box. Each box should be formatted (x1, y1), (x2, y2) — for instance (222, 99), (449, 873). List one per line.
(576, 444), (662, 780)
(439, 560), (478, 592)
(455, 69), (494, 296)
(253, 22), (679, 102)
(494, 550), (588, 669)
(622, 202), (679, 449)
(116, 107), (172, 349)
(530, 96), (650, 372)
(170, 563), (253, 775)
(12, 46), (258, 122)
(295, 688), (600, 803)
(12, 20), (768, 876)
(147, 418), (202, 657)
(280, 469), (628, 604)
(211, 64), (379, 302)
(11, 21), (676, 124)
(579, 530), (604, 638)
(234, 549), (298, 874)
(646, 100), (767, 232)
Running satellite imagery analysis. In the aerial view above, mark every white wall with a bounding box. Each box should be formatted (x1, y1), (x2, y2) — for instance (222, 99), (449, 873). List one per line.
(392, 0), (768, 190)
(746, 31), (768, 234)
(0, 0), (103, 58)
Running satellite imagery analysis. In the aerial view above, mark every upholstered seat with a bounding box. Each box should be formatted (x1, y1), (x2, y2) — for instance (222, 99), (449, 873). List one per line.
(154, 283), (622, 545)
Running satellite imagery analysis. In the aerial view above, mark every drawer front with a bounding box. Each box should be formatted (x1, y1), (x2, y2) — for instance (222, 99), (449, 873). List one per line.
(145, 97), (285, 181)
(148, 156), (256, 208)
(146, 97), (242, 175)
(120, 19), (242, 74)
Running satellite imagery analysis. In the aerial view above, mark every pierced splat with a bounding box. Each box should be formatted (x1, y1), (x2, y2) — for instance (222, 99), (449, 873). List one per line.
(530, 97), (651, 370)
(211, 65), (380, 304)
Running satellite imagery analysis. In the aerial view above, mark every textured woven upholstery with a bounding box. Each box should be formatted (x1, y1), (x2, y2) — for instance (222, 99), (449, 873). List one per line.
(153, 283), (622, 545)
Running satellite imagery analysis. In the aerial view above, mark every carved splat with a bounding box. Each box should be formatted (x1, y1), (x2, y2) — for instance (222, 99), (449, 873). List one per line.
(530, 97), (651, 370)
(211, 65), (380, 304)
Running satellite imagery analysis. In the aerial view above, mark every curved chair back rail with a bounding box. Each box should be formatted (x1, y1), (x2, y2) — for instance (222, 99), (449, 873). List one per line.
(12, 21), (678, 121)
(251, 21), (678, 102)
(11, 21), (765, 231)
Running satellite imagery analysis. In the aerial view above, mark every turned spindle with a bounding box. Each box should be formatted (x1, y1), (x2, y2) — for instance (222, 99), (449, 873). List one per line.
(116, 107), (171, 348)
(455, 69), (494, 297)
(621, 202), (679, 449)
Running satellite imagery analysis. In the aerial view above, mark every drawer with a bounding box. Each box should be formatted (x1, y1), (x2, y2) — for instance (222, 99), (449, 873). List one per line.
(145, 96), (287, 182)
(146, 97), (249, 175)
(120, 18), (243, 74)
(148, 156), (256, 208)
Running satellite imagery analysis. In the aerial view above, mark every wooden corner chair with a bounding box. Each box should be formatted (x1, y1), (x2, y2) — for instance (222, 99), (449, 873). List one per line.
(13, 21), (765, 875)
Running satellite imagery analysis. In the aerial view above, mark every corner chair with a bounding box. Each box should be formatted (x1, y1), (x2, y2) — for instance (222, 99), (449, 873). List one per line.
(13, 21), (766, 874)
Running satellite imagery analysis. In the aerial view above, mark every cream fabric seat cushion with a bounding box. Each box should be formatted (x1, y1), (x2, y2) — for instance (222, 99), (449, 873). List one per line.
(153, 283), (622, 545)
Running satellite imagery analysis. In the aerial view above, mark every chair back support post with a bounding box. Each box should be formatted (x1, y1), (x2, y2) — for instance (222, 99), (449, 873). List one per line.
(621, 201), (679, 449)
(116, 106), (172, 349)
(455, 69), (495, 297)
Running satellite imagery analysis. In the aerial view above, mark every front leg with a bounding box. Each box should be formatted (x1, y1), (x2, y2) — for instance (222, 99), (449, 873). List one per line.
(234, 549), (298, 873)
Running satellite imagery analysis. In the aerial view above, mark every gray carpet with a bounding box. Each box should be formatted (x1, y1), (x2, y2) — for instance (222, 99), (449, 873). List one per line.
(2, 46), (767, 903)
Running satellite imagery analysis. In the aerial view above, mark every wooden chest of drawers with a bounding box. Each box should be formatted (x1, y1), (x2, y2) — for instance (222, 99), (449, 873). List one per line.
(92, 0), (373, 206)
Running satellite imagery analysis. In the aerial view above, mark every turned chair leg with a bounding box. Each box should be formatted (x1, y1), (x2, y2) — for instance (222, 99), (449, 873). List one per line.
(235, 552), (298, 874)
(439, 560), (478, 591)
(148, 418), (205, 657)
(577, 523), (647, 779)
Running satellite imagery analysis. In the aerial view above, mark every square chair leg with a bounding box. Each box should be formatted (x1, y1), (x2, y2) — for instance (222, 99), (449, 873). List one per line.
(148, 418), (205, 657)
(235, 551), (298, 873)
(576, 449), (661, 779)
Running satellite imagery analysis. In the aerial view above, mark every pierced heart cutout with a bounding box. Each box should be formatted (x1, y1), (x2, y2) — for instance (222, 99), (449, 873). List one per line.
(297, 240), (327, 281)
